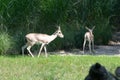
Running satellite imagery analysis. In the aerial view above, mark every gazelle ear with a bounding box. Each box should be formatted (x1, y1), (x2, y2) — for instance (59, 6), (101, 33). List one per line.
(92, 26), (95, 30)
(85, 26), (90, 30)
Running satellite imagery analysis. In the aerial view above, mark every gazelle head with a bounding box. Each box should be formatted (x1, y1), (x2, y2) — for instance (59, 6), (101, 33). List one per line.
(85, 26), (95, 33)
(56, 26), (64, 38)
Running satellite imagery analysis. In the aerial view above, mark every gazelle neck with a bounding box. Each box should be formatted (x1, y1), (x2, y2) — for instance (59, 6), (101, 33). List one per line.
(51, 34), (58, 39)
(47, 33), (58, 44)
(48, 27), (63, 43)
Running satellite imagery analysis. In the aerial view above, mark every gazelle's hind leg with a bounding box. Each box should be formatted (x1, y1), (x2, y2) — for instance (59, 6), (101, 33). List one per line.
(83, 39), (86, 54)
(92, 40), (95, 53)
(25, 40), (35, 57)
(22, 44), (28, 56)
(89, 41), (92, 54)
(27, 46), (34, 57)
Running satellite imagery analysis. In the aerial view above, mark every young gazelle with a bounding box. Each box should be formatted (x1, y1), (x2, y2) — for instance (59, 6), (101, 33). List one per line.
(22, 26), (64, 57)
(83, 26), (95, 54)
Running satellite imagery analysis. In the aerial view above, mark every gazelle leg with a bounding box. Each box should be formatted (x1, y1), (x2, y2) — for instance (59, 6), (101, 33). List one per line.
(83, 39), (86, 54)
(38, 44), (45, 57)
(92, 40), (95, 53)
(89, 41), (92, 54)
(27, 46), (34, 57)
(22, 44), (28, 56)
(44, 46), (47, 57)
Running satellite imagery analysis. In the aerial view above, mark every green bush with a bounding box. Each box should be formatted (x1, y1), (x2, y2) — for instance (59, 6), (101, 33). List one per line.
(94, 18), (112, 45)
(0, 0), (118, 54)
(74, 27), (85, 48)
(0, 32), (14, 55)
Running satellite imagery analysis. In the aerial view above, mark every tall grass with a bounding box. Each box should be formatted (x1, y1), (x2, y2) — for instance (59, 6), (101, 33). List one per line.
(0, 55), (119, 80)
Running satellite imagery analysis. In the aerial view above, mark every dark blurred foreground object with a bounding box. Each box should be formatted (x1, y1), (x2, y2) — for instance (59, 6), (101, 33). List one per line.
(85, 63), (120, 80)
(115, 67), (120, 79)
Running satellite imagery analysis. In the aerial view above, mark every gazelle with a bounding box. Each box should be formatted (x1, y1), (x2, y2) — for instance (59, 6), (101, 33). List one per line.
(22, 26), (64, 57)
(83, 26), (95, 54)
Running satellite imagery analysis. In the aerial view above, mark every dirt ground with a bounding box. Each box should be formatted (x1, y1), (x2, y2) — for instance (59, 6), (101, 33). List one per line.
(94, 45), (120, 55)
(55, 45), (120, 56)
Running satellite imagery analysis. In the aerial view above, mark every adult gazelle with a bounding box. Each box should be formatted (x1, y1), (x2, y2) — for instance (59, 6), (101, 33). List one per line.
(22, 26), (64, 57)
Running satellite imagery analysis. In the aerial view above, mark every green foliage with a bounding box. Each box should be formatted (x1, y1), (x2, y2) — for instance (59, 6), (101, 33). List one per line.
(112, 0), (120, 15)
(94, 18), (112, 44)
(0, 55), (119, 80)
(74, 27), (85, 48)
(13, 31), (26, 53)
(0, 0), (119, 54)
(0, 32), (14, 55)
(39, 0), (70, 25)
(69, 0), (115, 45)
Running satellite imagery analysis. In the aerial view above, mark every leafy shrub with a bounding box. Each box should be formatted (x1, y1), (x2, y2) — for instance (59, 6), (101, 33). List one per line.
(0, 0), (117, 53)
(0, 32), (14, 55)
(74, 28), (85, 48)
(94, 18), (112, 45)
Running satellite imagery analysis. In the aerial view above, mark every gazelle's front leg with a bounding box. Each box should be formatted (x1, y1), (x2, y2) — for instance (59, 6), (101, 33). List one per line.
(89, 41), (92, 54)
(38, 43), (45, 57)
(27, 46), (34, 57)
(44, 46), (47, 57)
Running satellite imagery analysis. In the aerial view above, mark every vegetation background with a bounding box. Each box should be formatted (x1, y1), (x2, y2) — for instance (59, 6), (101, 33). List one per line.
(0, 0), (120, 55)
